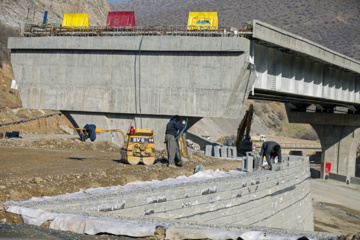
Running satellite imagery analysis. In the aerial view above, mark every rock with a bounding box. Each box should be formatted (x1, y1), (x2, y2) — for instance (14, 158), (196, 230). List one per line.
(34, 177), (43, 184)
(0, 185), (6, 189)
(59, 125), (75, 135)
(194, 164), (205, 174)
(181, 157), (189, 163)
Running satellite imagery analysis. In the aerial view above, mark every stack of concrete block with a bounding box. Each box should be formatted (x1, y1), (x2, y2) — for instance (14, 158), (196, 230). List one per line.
(205, 145), (237, 158)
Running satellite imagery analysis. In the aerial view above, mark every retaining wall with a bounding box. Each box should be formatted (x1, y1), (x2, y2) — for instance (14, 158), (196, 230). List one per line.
(6, 155), (314, 235)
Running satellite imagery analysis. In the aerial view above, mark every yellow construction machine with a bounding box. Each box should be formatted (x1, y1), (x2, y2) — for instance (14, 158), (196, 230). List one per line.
(76, 126), (156, 165)
(120, 128), (156, 165)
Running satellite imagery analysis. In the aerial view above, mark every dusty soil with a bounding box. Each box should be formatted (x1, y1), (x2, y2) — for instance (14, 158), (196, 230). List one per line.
(0, 138), (242, 202)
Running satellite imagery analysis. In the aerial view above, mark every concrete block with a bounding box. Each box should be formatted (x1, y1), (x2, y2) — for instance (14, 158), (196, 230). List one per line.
(350, 176), (360, 185)
(243, 156), (254, 172)
(227, 146), (237, 158)
(205, 145), (213, 157)
(289, 150), (303, 156)
(246, 151), (260, 170)
(220, 146), (228, 158)
(271, 163), (281, 171)
(310, 168), (320, 178)
(214, 146), (221, 158)
(328, 172), (347, 182)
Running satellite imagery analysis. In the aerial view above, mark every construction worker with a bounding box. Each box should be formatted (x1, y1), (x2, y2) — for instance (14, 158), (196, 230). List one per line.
(165, 115), (185, 168)
(259, 141), (282, 170)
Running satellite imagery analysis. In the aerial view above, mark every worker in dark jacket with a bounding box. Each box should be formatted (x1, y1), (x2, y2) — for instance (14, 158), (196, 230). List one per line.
(260, 141), (282, 170)
(165, 115), (185, 167)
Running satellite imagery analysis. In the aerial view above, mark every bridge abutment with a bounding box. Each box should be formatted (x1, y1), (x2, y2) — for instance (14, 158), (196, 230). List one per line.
(287, 111), (360, 178)
(9, 36), (256, 148)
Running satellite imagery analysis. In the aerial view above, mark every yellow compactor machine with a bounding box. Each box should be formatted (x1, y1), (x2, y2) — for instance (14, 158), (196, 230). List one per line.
(120, 128), (156, 165)
(77, 126), (156, 165)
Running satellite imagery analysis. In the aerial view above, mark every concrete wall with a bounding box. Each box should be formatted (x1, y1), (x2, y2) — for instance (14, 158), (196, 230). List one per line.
(9, 36), (256, 146)
(14, 155), (313, 232)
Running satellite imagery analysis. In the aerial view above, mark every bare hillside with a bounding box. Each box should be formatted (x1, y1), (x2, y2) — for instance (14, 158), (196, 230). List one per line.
(0, 0), (110, 28)
(110, 0), (360, 61)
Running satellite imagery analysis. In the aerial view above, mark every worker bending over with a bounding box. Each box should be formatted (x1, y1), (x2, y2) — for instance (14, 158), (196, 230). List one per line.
(165, 115), (185, 168)
(260, 141), (282, 170)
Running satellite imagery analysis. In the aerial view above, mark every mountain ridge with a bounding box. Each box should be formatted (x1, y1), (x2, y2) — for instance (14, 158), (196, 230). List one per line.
(110, 0), (360, 61)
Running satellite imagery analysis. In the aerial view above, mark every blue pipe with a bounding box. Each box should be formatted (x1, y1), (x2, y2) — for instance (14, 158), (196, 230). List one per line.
(176, 118), (188, 139)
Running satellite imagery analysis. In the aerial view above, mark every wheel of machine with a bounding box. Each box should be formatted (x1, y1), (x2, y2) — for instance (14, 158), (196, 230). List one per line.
(126, 156), (140, 165)
(142, 157), (155, 165)
(79, 130), (86, 142)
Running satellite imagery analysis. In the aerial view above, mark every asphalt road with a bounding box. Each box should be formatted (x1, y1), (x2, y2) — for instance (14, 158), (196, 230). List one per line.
(311, 178), (360, 214)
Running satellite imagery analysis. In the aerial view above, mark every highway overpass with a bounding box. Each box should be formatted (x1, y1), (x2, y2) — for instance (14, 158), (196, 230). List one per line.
(8, 20), (360, 178)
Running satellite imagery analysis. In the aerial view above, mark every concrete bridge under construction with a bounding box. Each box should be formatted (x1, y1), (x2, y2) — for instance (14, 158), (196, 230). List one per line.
(8, 20), (360, 178)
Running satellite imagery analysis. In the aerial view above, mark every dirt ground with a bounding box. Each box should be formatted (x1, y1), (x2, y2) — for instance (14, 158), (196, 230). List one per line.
(0, 138), (242, 202)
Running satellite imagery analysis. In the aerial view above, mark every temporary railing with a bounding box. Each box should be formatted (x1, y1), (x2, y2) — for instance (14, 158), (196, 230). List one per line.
(23, 24), (252, 38)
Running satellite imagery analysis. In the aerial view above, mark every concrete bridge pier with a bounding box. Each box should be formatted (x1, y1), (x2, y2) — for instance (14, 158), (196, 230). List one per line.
(287, 111), (360, 178)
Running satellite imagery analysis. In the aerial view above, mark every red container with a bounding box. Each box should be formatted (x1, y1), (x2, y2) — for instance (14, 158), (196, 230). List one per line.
(107, 11), (135, 27)
(321, 162), (331, 174)
(129, 126), (134, 135)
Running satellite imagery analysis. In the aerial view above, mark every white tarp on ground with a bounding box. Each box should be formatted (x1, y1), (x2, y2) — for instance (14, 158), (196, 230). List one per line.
(7, 206), (157, 237)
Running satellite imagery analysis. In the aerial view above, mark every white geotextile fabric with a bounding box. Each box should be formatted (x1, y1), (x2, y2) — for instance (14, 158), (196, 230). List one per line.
(7, 206), (157, 237)
(50, 215), (156, 237)
(166, 228), (312, 240)
(7, 206), (57, 225)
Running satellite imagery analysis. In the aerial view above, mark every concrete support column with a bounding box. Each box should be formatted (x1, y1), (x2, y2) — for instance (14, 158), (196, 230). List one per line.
(310, 124), (360, 177)
(287, 111), (360, 177)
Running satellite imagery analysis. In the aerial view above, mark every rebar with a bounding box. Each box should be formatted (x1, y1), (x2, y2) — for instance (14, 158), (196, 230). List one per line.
(23, 24), (252, 38)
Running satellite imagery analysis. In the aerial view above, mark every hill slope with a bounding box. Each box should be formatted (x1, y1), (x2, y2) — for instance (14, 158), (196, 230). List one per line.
(110, 0), (360, 61)
(0, 0), (110, 28)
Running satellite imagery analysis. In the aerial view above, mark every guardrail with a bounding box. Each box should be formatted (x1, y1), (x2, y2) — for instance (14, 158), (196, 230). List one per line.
(23, 24), (252, 38)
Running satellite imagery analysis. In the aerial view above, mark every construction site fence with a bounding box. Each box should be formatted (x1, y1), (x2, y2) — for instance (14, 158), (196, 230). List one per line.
(23, 24), (252, 38)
